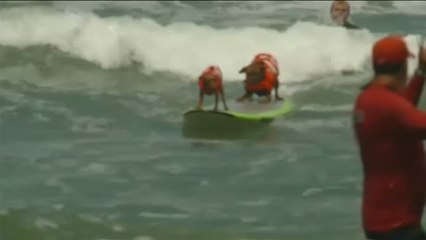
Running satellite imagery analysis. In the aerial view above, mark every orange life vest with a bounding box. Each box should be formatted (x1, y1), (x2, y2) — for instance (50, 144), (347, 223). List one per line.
(245, 53), (279, 92)
(198, 65), (223, 95)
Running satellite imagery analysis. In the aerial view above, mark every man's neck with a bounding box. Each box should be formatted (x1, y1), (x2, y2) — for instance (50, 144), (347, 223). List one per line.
(370, 75), (405, 91)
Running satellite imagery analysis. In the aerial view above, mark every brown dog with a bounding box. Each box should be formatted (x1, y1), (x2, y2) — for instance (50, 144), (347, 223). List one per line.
(237, 54), (282, 104)
(197, 65), (228, 111)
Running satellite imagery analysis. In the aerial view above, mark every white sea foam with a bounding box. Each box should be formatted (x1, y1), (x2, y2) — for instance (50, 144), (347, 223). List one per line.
(0, 7), (422, 83)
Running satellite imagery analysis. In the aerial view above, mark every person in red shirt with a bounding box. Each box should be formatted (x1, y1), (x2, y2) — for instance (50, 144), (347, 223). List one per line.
(197, 65), (228, 111)
(353, 36), (426, 240)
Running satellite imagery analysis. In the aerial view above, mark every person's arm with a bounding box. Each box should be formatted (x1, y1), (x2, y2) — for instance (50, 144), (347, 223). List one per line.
(397, 99), (426, 139)
(404, 43), (426, 106)
(403, 72), (425, 106)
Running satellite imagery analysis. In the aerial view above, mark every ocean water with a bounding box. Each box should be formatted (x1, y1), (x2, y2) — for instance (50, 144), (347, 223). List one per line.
(0, 1), (425, 240)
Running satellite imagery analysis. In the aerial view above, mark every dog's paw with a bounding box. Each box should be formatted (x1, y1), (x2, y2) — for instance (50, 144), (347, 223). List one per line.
(259, 97), (272, 104)
(259, 100), (270, 104)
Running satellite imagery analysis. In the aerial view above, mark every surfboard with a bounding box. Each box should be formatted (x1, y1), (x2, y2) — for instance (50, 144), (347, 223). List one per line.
(182, 99), (294, 139)
(184, 99), (294, 122)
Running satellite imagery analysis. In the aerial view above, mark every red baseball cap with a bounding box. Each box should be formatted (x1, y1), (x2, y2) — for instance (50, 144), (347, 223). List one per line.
(372, 36), (414, 65)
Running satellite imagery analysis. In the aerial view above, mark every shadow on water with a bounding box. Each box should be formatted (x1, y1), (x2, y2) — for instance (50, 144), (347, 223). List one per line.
(181, 110), (272, 140)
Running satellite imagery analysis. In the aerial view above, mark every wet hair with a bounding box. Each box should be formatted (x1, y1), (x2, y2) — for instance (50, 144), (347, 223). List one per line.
(373, 63), (405, 75)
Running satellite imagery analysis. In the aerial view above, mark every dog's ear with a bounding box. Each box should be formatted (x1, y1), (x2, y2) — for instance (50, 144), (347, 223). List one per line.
(253, 62), (266, 74)
(239, 66), (247, 74)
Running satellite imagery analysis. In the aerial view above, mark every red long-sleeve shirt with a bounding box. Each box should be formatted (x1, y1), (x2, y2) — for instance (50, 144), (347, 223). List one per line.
(353, 74), (426, 233)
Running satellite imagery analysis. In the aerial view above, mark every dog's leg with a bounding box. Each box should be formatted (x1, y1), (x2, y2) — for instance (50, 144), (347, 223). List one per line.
(197, 90), (204, 110)
(259, 94), (272, 104)
(220, 89), (229, 111)
(237, 91), (252, 102)
(213, 92), (219, 111)
(274, 81), (283, 101)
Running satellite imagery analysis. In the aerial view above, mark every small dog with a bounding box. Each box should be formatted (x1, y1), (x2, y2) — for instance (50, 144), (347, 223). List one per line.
(237, 53), (283, 104)
(197, 65), (228, 111)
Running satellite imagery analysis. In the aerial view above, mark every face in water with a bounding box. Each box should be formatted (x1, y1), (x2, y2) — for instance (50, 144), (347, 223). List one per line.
(331, 1), (350, 25)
